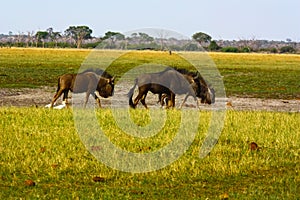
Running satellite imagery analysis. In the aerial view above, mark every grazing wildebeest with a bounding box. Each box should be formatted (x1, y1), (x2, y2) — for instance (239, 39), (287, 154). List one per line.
(128, 68), (199, 109)
(157, 68), (215, 108)
(128, 67), (215, 109)
(50, 70), (115, 108)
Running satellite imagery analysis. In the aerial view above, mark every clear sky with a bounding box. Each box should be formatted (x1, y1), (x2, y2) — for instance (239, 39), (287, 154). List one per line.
(1, 0), (299, 41)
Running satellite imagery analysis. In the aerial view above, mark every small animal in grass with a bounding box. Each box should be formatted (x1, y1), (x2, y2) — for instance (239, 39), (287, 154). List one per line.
(249, 142), (261, 151)
(92, 176), (105, 182)
(25, 179), (36, 186)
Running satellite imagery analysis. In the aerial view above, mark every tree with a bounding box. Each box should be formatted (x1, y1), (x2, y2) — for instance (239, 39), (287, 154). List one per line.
(102, 31), (125, 48)
(47, 27), (61, 48)
(35, 31), (49, 47)
(208, 40), (221, 51)
(192, 32), (212, 47)
(26, 31), (35, 47)
(138, 32), (154, 43)
(52, 32), (62, 48)
(128, 32), (154, 44)
(157, 30), (169, 50)
(65, 26), (92, 48)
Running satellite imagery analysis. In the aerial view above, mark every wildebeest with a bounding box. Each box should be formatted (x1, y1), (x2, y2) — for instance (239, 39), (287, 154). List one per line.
(128, 67), (215, 109)
(128, 68), (197, 109)
(49, 69), (115, 108)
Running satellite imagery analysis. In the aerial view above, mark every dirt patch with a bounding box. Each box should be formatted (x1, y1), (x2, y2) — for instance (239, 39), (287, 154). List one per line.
(0, 87), (54, 107)
(226, 96), (299, 112)
(0, 87), (299, 112)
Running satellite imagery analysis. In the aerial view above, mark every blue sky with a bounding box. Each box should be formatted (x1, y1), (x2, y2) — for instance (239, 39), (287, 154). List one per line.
(1, 0), (299, 41)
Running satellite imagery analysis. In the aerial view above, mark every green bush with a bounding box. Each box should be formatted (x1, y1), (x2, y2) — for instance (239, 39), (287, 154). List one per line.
(208, 40), (221, 51)
(270, 48), (278, 53)
(280, 46), (296, 53)
(241, 47), (251, 53)
(221, 46), (239, 53)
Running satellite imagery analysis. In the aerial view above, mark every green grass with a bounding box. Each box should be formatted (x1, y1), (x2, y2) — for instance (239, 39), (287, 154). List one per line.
(0, 107), (299, 199)
(1, 48), (300, 99)
(210, 53), (300, 99)
(0, 48), (89, 88)
(0, 48), (299, 198)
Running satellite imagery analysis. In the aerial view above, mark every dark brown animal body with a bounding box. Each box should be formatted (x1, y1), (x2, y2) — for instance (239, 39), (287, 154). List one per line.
(50, 71), (114, 108)
(128, 68), (197, 109)
(128, 68), (215, 109)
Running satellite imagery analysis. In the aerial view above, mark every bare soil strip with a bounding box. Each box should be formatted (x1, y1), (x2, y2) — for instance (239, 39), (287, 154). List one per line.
(0, 87), (299, 112)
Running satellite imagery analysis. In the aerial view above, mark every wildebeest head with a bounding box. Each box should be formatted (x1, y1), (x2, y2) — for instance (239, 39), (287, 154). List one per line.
(192, 72), (215, 104)
(98, 77), (115, 98)
(81, 69), (115, 98)
(173, 68), (215, 104)
(201, 85), (215, 104)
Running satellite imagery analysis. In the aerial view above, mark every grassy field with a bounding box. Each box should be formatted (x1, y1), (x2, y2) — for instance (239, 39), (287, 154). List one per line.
(0, 48), (300, 99)
(0, 48), (299, 199)
(0, 48), (89, 88)
(0, 107), (299, 199)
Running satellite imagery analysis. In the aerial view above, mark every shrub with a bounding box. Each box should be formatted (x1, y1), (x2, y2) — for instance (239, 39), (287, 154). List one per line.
(221, 47), (239, 53)
(241, 47), (251, 53)
(208, 40), (221, 51)
(270, 48), (278, 53)
(280, 46), (296, 53)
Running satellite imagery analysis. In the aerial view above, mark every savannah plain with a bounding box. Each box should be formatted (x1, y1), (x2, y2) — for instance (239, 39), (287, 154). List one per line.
(0, 48), (299, 199)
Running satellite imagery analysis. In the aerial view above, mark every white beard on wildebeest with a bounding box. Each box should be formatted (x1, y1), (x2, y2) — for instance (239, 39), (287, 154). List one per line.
(47, 70), (115, 108)
(128, 67), (215, 109)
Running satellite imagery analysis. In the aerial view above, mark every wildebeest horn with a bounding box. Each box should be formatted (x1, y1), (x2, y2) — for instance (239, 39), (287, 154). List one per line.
(193, 73), (199, 80)
(106, 76), (115, 83)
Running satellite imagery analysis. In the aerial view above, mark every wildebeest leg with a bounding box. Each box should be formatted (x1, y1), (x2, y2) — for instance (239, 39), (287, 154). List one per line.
(196, 98), (201, 108)
(83, 91), (92, 108)
(50, 89), (64, 108)
(179, 94), (190, 109)
(133, 92), (144, 108)
(92, 92), (101, 108)
(62, 90), (69, 105)
(167, 93), (175, 108)
(180, 94), (199, 109)
(140, 93), (148, 109)
(160, 94), (169, 108)
(157, 93), (162, 104)
(159, 93), (164, 107)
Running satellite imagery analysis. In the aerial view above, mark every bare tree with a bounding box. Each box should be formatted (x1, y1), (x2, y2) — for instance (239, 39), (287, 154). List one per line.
(157, 30), (169, 50)
(47, 27), (61, 48)
(16, 31), (24, 44)
(26, 31), (35, 47)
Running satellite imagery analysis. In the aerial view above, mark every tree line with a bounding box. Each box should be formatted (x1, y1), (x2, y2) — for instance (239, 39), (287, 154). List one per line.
(0, 26), (298, 53)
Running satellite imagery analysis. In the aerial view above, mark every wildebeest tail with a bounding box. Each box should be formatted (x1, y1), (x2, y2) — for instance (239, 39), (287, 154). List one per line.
(128, 78), (137, 108)
(56, 77), (61, 92)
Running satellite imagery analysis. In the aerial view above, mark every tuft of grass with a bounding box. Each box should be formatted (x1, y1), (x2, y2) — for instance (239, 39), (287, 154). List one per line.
(0, 107), (299, 199)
